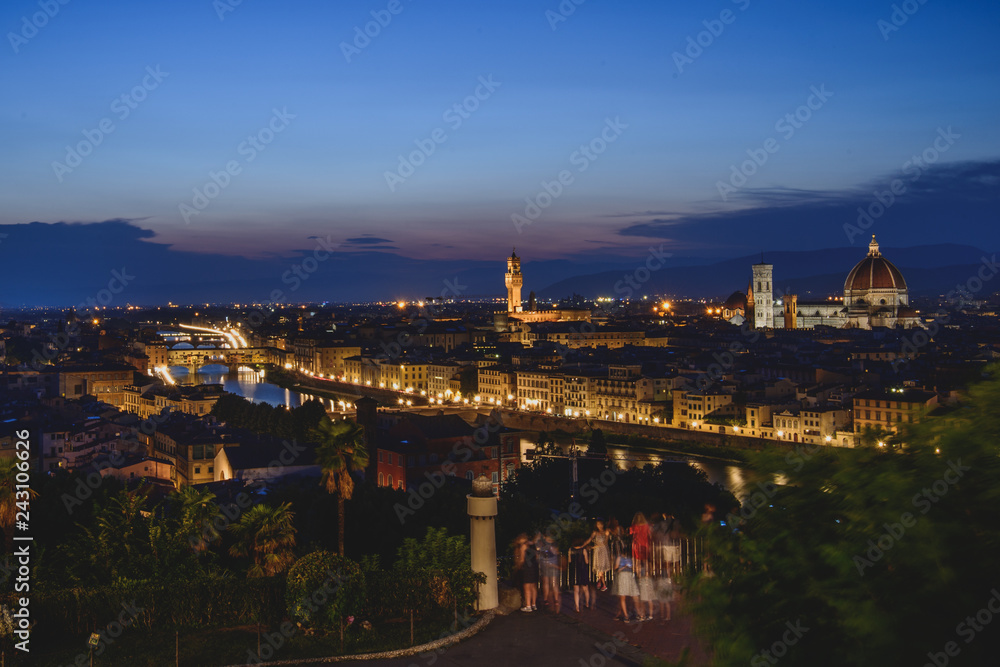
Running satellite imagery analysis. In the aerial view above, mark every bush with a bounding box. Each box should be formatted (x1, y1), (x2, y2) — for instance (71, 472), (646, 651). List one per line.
(285, 551), (364, 631)
(2, 576), (285, 638)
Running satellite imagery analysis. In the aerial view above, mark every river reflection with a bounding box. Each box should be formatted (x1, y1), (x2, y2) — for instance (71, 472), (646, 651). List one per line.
(170, 367), (758, 497)
(606, 444), (757, 499)
(170, 365), (354, 412)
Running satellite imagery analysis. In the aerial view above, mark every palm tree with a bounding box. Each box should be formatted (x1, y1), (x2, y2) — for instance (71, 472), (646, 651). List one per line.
(90, 489), (151, 580)
(312, 417), (369, 556)
(173, 486), (222, 552)
(228, 503), (297, 577)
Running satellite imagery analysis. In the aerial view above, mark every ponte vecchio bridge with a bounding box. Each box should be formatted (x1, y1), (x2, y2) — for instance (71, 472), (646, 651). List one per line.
(166, 346), (270, 372)
(157, 323), (272, 372)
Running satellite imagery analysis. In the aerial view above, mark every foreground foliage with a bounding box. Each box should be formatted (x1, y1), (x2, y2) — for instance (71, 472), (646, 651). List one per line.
(691, 367), (1000, 666)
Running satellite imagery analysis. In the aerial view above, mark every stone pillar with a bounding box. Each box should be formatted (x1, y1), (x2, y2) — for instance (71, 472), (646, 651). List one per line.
(467, 475), (498, 610)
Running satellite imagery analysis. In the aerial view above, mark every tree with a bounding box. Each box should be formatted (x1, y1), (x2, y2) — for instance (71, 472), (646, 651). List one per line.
(858, 423), (893, 448)
(587, 429), (608, 457)
(312, 417), (369, 556)
(228, 503), (298, 578)
(172, 486), (222, 553)
(689, 366), (1000, 666)
(93, 490), (150, 572)
(395, 527), (485, 614)
(0, 458), (20, 550)
(286, 551), (364, 632)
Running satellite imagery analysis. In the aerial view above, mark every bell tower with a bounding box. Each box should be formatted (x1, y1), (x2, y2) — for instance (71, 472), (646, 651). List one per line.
(505, 248), (523, 313)
(751, 258), (774, 329)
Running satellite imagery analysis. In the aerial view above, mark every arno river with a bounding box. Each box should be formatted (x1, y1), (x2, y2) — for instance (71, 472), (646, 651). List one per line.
(175, 365), (321, 410)
(175, 366), (754, 498)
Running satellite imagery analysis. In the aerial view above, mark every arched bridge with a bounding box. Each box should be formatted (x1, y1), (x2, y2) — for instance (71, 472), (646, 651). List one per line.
(166, 347), (270, 372)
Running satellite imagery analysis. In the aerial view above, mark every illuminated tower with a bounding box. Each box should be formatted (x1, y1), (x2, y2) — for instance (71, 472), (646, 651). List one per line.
(751, 259), (774, 329)
(505, 248), (523, 313)
(783, 294), (798, 329)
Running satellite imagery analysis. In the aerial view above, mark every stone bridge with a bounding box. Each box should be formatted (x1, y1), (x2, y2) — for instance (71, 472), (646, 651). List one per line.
(166, 347), (270, 372)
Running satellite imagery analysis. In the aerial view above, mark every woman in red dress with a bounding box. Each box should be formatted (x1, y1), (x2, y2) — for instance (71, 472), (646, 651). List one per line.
(630, 511), (651, 568)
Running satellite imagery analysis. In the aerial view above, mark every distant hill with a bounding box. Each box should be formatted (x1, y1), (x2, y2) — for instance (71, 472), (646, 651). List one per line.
(536, 244), (997, 300)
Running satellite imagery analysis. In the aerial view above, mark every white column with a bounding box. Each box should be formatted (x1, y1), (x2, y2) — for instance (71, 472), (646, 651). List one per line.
(467, 491), (498, 610)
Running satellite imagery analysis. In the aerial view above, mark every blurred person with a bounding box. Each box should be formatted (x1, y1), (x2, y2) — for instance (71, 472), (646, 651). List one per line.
(580, 519), (611, 591)
(630, 511), (651, 569)
(514, 533), (538, 612)
(663, 513), (681, 577)
(612, 551), (640, 623)
(637, 560), (655, 621)
(570, 538), (592, 612)
(654, 566), (674, 622)
(539, 532), (561, 613)
(607, 517), (625, 559)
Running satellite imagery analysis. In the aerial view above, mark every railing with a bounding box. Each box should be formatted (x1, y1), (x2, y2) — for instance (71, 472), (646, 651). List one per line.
(554, 533), (702, 589)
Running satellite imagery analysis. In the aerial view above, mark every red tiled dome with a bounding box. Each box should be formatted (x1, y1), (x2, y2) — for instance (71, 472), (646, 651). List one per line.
(724, 291), (747, 309)
(845, 236), (907, 292)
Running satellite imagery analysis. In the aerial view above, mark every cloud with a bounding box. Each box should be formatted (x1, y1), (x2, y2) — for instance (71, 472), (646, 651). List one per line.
(344, 236), (394, 245)
(602, 210), (680, 218)
(618, 160), (1000, 252)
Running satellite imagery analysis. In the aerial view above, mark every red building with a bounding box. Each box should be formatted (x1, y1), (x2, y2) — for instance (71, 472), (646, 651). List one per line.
(374, 413), (529, 494)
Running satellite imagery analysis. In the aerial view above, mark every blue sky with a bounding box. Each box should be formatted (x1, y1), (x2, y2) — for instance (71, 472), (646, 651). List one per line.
(1, 0), (998, 272)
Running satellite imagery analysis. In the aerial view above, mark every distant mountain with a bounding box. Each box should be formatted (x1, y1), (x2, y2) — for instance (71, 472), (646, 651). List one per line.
(0, 220), (994, 307)
(536, 244), (997, 300)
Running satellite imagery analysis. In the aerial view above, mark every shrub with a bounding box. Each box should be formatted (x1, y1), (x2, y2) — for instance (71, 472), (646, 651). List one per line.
(285, 551), (364, 631)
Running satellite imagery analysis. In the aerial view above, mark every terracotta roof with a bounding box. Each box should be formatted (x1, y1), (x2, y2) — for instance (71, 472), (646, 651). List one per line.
(844, 237), (907, 292)
(724, 291), (747, 309)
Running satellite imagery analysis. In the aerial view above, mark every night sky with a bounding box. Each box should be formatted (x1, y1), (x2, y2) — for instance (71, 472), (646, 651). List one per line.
(1, 0), (998, 303)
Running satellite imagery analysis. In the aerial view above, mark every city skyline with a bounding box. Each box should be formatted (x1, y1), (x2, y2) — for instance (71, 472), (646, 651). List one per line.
(5, 2), (1000, 663)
